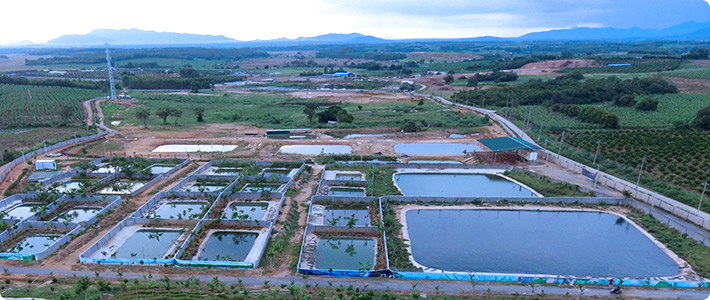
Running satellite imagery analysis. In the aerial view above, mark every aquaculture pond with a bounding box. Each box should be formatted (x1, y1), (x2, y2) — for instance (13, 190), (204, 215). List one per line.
(395, 173), (537, 197)
(148, 165), (175, 175)
(152, 201), (207, 219)
(98, 182), (146, 195)
(5, 204), (38, 220)
(329, 187), (366, 197)
(261, 169), (292, 178)
(241, 184), (281, 193)
(54, 207), (101, 223)
(344, 133), (393, 139)
(404, 209), (681, 277)
(223, 202), (268, 220)
(152, 144), (238, 153)
(54, 181), (83, 193)
(394, 143), (482, 155)
(204, 167), (241, 176)
(335, 173), (362, 181)
(278, 145), (352, 155)
(182, 184), (225, 193)
(407, 160), (462, 164)
(197, 231), (258, 261)
(316, 238), (375, 270)
(112, 230), (182, 260)
(6, 235), (61, 254)
(324, 209), (370, 226)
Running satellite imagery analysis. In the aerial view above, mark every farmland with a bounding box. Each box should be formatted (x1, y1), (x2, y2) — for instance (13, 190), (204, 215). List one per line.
(0, 84), (102, 127)
(559, 129), (710, 212)
(104, 91), (488, 131)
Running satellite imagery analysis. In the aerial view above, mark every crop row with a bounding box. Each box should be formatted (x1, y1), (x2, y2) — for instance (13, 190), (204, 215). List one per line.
(0, 84), (102, 127)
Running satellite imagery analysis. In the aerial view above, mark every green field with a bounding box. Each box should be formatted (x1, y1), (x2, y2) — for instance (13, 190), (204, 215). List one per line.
(0, 84), (103, 127)
(104, 92), (488, 131)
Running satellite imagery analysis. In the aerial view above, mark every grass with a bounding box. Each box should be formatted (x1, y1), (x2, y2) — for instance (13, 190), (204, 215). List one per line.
(0, 126), (95, 152)
(103, 91), (488, 131)
(326, 164), (401, 197)
(503, 169), (591, 197)
(628, 211), (710, 278)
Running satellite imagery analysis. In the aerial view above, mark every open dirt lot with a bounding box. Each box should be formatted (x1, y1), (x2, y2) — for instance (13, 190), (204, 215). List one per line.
(510, 59), (599, 75)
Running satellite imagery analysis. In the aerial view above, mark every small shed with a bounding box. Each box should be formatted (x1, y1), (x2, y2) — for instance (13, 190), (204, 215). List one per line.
(35, 159), (57, 170)
(477, 137), (542, 162)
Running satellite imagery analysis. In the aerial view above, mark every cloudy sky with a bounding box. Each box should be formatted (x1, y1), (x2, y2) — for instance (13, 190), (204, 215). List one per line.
(1, 0), (708, 44)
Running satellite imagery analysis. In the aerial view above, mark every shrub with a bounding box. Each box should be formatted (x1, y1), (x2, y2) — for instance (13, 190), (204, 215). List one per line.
(635, 96), (659, 111)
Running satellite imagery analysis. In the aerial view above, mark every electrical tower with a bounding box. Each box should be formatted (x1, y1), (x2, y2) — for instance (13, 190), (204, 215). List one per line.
(105, 44), (117, 99)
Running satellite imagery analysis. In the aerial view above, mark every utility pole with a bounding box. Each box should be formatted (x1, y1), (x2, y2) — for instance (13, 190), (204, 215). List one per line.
(592, 140), (602, 165)
(558, 131), (566, 157)
(105, 44), (117, 100)
(699, 181), (707, 212)
(635, 155), (647, 197)
(543, 139), (549, 160)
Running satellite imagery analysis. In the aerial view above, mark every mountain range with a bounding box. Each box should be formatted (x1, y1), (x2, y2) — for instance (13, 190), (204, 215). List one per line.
(7, 21), (709, 47)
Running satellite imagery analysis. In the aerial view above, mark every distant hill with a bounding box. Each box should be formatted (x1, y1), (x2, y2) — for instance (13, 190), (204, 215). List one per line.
(9, 21), (710, 48)
(45, 29), (237, 46)
(518, 21), (710, 41)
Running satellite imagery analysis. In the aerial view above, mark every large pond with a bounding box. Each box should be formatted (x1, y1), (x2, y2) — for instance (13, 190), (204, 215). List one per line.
(405, 209), (681, 277)
(6, 235), (61, 254)
(241, 183), (281, 193)
(5, 204), (38, 220)
(395, 173), (537, 197)
(152, 144), (238, 153)
(324, 209), (370, 226)
(344, 133), (394, 139)
(99, 182), (146, 195)
(316, 238), (374, 270)
(224, 202), (268, 220)
(112, 230), (182, 260)
(197, 231), (258, 261)
(55, 181), (83, 193)
(279, 145), (352, 155)
(55, 207), (101, 223)
(394, 143), (482, 155)
(152, 201), (207, 219)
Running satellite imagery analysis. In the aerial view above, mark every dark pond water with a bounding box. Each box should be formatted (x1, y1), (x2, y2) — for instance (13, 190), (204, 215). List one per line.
(316, 238), (374, 270)
(197, 231), (258, 261)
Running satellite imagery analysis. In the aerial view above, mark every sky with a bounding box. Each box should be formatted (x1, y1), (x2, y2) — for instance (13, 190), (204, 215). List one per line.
(1, 0), (708, 44)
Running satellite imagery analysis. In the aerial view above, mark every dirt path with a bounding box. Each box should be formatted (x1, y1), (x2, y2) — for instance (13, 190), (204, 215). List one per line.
(269, 164), (322, 276)
(82, 99), (94, 126)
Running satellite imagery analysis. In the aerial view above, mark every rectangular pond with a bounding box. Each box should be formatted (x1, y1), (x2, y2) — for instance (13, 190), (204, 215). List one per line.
(181, 184), (226, 193)
(316, 238), (374, 270)
(112, 229), (182, 260)
(407, 160), (462, 164)
(335, 173), (362, 181)
(54, 181), (83, 193)
(329, 187), (366, 197)
(395, 173), (538, 197)
(195, 231), (258, 261)
(54, 207), (101, 223)
(6, 235), (61, 254)
(241, 183), (281, 193)
(279, 145), (352, 155)
(152, 201), (207, 219)
(4, 204), (38, 220)
(98, 182), (146, 195)
(152, 144), (238, 153)
(203, 167), (241, 176)
(404, 209), (681, 277)
(223, 202), (268, 220)
(324, 209), (370, 226)
(261, 168), (292, 178)
(394, 143), (482, 155)
(148, 165), (175, 175)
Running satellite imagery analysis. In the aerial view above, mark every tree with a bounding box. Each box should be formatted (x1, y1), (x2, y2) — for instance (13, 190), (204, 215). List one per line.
(695, 106), (710, 130)
(190, 80), (200, 93)
(443, 75), (454, 84)
(613, 94), (636, 107)
(316, 105), (353, 123)
(59, 105), (74, 124)
(171, 108), (183, 125)
(635, 96), (659, 111)
(303, 103), (318, 124)
(466, 76), (478, 89)
(156, 107), (172, 125)
(179, 67), (200, 78)
(135, 109), (150, 129)
(193, 107), (205, 122)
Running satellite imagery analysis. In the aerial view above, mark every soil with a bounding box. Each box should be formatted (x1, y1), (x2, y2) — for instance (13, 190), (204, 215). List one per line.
(664, 76), (710, 94)
(511, 59), (599, 75)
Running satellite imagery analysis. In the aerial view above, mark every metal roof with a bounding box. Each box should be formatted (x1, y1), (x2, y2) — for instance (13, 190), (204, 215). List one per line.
(478, 137), (541, 152)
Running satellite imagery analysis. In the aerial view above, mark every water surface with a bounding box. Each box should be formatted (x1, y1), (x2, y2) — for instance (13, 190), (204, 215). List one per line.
(316, 238), (374, 270)
(55, 207), (100, 223)
(197, 231), (257, 261)
(394, 143), (482, 155)
(5, 204), (38, 220)
(329, 188), (366, 197)
(405, 209), (680, 277)
(112, 230), (181, 260)
(7, 235), (61, 254)
(224, 202), (268, 220)
(324, 209), (370, 226)
(395, 173), (537, 197)
(152, 201), (206, 219)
